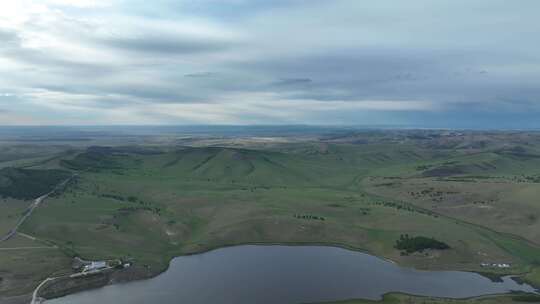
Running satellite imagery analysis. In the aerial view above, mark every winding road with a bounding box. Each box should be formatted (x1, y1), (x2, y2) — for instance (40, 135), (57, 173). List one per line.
(0, 174), (94, 304)
(30, 267), (114, 304)
(31, 277), (58, 304)
(0, 175), (75, 243)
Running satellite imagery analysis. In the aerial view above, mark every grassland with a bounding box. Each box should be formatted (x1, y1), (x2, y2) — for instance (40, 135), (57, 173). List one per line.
(1, 130), (540, 303)
(0, 234), (71, 301)
(0, 199), (32, 236)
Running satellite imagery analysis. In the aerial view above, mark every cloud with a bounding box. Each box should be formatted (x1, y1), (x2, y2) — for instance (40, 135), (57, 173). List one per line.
(0, 0), (539, 126)
(273, 78), (312, 86)
(184, 72), (218, 78)
(0, 29), (20, 45)
(100, 32), (234, 55)
(45, 0), (112, 8)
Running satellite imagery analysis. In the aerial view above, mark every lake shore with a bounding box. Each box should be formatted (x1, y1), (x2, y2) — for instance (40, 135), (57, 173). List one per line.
(38, 243), (539, 304)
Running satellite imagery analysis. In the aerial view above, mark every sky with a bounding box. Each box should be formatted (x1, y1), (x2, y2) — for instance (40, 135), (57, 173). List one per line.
(0, 0), (539, 127)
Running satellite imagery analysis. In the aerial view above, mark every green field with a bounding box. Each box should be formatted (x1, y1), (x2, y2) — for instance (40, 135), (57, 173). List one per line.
(0, 235), (72, 298)
(0, 198), (32, 236)
(1, 130), (540, 303)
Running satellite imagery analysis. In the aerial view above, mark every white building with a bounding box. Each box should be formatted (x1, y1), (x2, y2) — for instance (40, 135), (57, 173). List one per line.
(83, 261), (107, 272)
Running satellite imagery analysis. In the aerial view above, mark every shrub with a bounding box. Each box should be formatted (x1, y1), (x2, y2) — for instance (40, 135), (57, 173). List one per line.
(395, 234), (450, 253)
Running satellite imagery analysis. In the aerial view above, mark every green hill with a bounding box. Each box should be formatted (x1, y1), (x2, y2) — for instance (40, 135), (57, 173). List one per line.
(0, 167), (71, 200)
(157, 147), (321, 186)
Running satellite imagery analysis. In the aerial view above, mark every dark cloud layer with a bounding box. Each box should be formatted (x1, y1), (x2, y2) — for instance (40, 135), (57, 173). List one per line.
(102, 35), (232, 54)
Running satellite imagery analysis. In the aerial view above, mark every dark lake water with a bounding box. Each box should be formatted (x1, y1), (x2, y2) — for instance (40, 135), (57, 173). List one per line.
(46, 245), (537, 304)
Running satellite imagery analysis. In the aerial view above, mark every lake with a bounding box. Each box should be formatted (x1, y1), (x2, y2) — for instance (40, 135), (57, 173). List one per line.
(45, 245), (537, 304)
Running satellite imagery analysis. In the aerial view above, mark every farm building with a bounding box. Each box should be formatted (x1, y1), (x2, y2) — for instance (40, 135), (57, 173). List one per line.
(83, 261), (107, 272)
